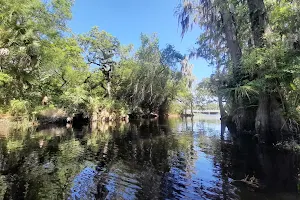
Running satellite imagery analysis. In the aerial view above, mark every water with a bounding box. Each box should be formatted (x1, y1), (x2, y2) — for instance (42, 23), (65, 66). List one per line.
(0, 115), (300, 200)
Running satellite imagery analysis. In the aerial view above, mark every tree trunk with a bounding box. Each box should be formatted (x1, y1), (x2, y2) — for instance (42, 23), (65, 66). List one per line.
(218, 94), (226, 119)
(269, 94), (288, 142)
(247, 0), (287, 143)
(221, 120), (226, 138)
(255, 93), (269, 142)
(220, 2), (252, 133)
(215, 60), (227, 120)
(247, 0), (267, 47)
(159, 98), (168, 116)
(191, 116), (194, 131)
(220, 3), (242, 80)
(190, 100), (193, 116)
(107, 81), (111, 98)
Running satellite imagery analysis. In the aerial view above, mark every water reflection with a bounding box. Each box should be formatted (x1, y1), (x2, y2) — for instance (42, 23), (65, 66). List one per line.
(0, 116), (299, 199)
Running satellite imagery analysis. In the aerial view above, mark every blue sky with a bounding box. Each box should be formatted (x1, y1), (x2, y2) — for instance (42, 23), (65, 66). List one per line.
(68, 0), (213, 81)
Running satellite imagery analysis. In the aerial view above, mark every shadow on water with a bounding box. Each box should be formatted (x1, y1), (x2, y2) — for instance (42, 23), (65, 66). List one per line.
(0, 116), (299, 199)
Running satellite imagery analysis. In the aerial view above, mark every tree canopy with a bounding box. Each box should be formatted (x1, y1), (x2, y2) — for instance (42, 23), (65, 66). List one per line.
(0, 1), (190, 120)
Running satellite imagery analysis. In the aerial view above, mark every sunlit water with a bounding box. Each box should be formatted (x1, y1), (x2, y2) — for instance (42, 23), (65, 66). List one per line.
(0, 115), (300, 200)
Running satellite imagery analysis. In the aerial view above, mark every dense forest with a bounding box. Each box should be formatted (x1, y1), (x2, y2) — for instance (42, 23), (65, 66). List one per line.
(1, 0), (300, 145)
(0, 0), (195, 123)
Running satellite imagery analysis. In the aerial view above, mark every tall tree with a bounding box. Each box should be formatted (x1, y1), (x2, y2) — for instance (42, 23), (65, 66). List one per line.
(177, 0), (242, 81)
(176, 0), (300, 142)
(79, 27), (120, 98)
(176, 0), (244, 122)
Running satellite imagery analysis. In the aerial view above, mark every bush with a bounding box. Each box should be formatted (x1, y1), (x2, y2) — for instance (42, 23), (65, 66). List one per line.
(34, 105), (67, 120)
(9, 100), (29, 117)
(60, 86), (88, 113)
(168, 101), (184, 114)
(93, 98), (128, 116)
(111, 101), (128, 116)
(0, 106), (5, 115)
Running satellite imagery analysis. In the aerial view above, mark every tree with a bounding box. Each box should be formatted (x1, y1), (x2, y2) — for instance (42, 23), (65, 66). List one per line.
(39, 37), (88, 100)
(176, 0), (243, 121)
(118, 34), (171, 113)
(176, 0), (243, 81)
(176, 0), (300, 142)
(161, 44), (184, 69)
(112, 34), (186, 116)
(0, 0), (74, 106)
(79, 27), (120, 98)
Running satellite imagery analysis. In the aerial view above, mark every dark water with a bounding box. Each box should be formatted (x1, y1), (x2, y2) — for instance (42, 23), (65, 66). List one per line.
(0, 116), (300, 200)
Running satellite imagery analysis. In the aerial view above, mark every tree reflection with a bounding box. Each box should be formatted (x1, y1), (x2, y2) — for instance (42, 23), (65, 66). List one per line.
(0, 124), (90, 199)
(89, 119), (199, 199)
(0, 175), (7, 200)
(0, 118), (299, 199)
(195, 118), (300, 199)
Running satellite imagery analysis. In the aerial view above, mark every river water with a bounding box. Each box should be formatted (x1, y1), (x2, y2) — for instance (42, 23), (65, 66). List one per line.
(0, 115), (300, 200)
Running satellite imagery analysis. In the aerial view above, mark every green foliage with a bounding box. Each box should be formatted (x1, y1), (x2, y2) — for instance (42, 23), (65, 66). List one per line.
(0, 0), (74, 104)
(9, 100), (29, 117)
(195, 78), (218, 108)
(60, 86), (88, 113)
(7, 140), (23, 152)
(113, 34), (185, 114)
(39, 37), (88, 97)
(161, 44), (184, 68)
(205, 103), (219, 110)
(0, 0), (188, 121)
(229, 84), (259, 103)
(79, 26), (120, 56)
(275, 140), (300, 152)
(0, 72), (12, 86)
(34, 105), (67, 122)
(168, 101), (184, 114)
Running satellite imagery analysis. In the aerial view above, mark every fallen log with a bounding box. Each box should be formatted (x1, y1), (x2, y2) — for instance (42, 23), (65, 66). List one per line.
(232, 175), (262, 189)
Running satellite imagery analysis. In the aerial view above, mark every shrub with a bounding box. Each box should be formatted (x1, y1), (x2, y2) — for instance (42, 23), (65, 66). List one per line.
(9, 100), (29, 117)
(112, 101), (128, 116)
(168, 101), (184, 114)
(34, 105), (67, 120)
(95, 99), (128, 115)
